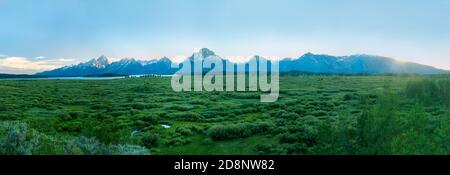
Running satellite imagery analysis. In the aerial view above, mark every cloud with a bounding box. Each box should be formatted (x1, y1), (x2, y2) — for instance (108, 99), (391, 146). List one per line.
(0, 57), (62, 74)
(56, 58), (75, 62)
(35, 56), (46, 59)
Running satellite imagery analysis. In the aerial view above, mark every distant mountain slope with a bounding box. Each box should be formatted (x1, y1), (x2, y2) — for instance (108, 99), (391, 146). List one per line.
(36, 48), (449, 76)
(279, 53), (448, 74)
(37, 56), (178, 77)
(37, 55), (110, 77)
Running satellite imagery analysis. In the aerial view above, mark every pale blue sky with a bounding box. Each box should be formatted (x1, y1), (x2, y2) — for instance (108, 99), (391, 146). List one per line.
(1, 0), (450, 73)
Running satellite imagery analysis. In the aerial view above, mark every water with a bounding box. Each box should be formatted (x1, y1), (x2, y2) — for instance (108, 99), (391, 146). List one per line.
(161, 124), (171, 129)
(128, 74), (174, 78)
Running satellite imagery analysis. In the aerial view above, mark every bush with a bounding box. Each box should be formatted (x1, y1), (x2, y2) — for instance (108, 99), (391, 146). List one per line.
(63, 136), (151, 155)
(0, 121), (151, 155)
(254, 144), (283, 155)
(167, 112), (203, 121)
(108, 144), (151, 155)
(137, 114), (159, 124)
(0, 121), (40, 155)
(121, 103), (160, 110)
(142, 132), (159, 148)
(166, 136), (191, 146)
(343, 93), (355, 101)
(64, 136), (108, 155)
(206, 122), (273, 141)
(206, 124), (250, 141)
(167, 105), (192, 111)
(311, 110), (328, 117)
(58, 121), (82, 132)
(280, 112), (299, 119)
(175, 126), (194, 136)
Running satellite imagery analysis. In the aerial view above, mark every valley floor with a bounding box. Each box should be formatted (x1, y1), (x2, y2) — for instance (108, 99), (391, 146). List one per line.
(0, 75), (449, 155)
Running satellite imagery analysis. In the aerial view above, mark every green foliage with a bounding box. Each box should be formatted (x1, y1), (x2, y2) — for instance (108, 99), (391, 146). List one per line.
(0, 121), (150, 155)
(142, 132), (159, 148)
(405, 78), (450, 106)
(167, 112), (203, 121)
(0, 75), (449, 155)
(62, 136), (150, 155)
(315, 79), (450, 155)
(0, 121), (39, 155)
(206, 122), (273, 141)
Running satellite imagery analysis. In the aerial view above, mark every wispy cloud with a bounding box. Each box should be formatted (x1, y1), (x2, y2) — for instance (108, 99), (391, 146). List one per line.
(0, 56), (75, 74)
(55, 58), (75, 62)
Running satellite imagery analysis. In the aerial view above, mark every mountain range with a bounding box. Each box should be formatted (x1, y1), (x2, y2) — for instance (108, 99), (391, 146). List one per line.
(36, 48), (449, 76)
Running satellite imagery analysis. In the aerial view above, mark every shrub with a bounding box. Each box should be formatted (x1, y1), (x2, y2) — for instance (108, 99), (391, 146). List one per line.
(280, 112), (299, 119)
(63, 136), (151, 155)
(343, 93), (354, 101)
(166, 136), (191, 146)
(142, 132), (159, 148)
(0, 104), (9, 111)
(294, 108), (307, 116)
(70, 136), (108, 155)
(0, 121), (40, 155)
(311, 110), (328, 117)
(206, 122), (273, 141)
(58, 121), (82, 132)
(254, 144), (277, 155)
(167, 112), (203, 121)
(167, 105), (192, 111)
(108, 144), (150, 155)
(175, 126), (194, 136)
(206, 124), (250, 141)
(201, 111), (222, 118)
(137, 114), (159, 124)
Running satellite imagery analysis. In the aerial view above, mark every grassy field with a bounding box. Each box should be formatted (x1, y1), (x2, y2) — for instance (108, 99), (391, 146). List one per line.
(0, 75), (449, 155)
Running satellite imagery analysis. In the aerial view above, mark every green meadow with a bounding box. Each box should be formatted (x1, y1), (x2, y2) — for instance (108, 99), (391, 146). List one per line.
(0, 75), (449, 155)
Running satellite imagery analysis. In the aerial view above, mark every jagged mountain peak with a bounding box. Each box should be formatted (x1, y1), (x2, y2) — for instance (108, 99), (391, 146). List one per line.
(83, 55), (110, 68)
(198, 48), (216, 57)
(302, 52), (315, 57)
(36, 52), (449, 76)
(97, 55), (109, 61)
(159, 57), (171, 62)
(191, 48), (218, 60)
(93, 55), (109, 64)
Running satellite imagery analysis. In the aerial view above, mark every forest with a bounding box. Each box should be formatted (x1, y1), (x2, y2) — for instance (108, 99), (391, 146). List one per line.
(0, 74), (449, 155)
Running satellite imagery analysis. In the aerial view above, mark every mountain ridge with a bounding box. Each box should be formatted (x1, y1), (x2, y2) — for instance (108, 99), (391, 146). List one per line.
(36, 48), (450, 76)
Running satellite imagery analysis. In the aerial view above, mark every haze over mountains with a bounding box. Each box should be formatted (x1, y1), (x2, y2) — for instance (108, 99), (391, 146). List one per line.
(36, 48), (449, 76)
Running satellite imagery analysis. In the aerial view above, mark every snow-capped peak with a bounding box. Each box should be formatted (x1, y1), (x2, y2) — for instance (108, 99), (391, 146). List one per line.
(83, 55), (110, 68)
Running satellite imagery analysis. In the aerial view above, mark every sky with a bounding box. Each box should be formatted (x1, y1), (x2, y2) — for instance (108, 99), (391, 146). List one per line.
(0, 0), (450, 74)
